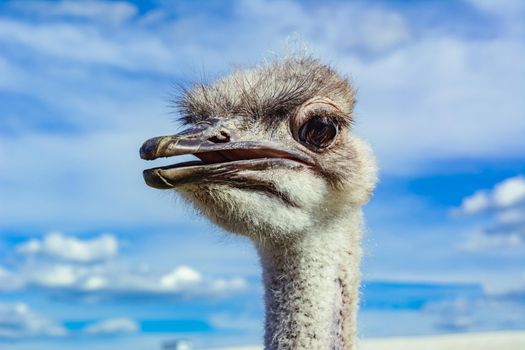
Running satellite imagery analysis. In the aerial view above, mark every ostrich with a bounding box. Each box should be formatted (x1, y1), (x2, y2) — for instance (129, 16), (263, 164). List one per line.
(140, 57), (377, 350)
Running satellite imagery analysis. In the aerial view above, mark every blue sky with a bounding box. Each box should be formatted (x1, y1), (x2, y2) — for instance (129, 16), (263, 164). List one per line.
(0, 0), (524, 349)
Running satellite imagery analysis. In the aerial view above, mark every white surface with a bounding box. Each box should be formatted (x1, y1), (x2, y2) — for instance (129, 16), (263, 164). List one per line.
(211, 331), (525, 350)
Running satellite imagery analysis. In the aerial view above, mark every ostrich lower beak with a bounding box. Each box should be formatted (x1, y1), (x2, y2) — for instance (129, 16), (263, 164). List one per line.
(140, 127), (314, 189)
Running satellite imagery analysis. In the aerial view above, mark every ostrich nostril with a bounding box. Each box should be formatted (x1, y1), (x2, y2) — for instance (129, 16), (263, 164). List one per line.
(208, 130), (231, 143)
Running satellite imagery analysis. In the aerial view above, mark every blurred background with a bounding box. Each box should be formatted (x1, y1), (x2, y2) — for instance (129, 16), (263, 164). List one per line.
(0, 0), (524, 349)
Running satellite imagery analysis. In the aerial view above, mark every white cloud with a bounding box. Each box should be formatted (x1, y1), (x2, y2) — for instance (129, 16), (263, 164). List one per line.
(457, 191), (490, 215)
(466, 0), (525, 21)
(91, 263), (246, 299)
(84, 317), (139, 335)
(93, 263), (248, 299)
(160, 266), (202, 290)
(493, 176), (525, 208)
(455, 175), (525, 251)
(17, 232), (118, 263)
(31, 264), (79, 288)
(83, 275), (108, 291)
(0, 303), (67, 339)
(456, 176), (525, 215)
(6, 231), (248, 299)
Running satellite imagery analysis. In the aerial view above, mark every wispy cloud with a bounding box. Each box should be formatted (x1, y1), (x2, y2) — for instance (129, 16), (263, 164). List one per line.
(209, 313), (261, 331)
(425, 298), (476, 332)
(424, 292), (525, 333)
(0, 303), (67, 339)
(9, 0), (138, 24)
(0, 302), (141, 340)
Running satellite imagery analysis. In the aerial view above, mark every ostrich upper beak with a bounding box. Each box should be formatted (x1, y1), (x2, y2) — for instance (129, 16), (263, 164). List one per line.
(140, 125), (314, 189)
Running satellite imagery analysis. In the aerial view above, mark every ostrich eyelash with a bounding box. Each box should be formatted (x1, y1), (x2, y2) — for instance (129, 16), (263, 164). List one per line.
(303, 109), (352, 129)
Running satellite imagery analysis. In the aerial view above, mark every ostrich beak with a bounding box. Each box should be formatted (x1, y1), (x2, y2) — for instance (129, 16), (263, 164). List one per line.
(140, 126), (314, 189)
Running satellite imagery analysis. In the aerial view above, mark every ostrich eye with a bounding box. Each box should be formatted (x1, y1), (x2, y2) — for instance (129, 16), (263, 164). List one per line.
(298, 116), (339, 150)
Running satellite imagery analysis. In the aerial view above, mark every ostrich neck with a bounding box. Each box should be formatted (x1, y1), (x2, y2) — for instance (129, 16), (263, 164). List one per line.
(256, 208), (363, 350)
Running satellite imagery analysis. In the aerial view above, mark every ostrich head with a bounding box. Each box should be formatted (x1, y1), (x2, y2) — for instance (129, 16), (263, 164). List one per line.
(140, 57), (376, 243)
